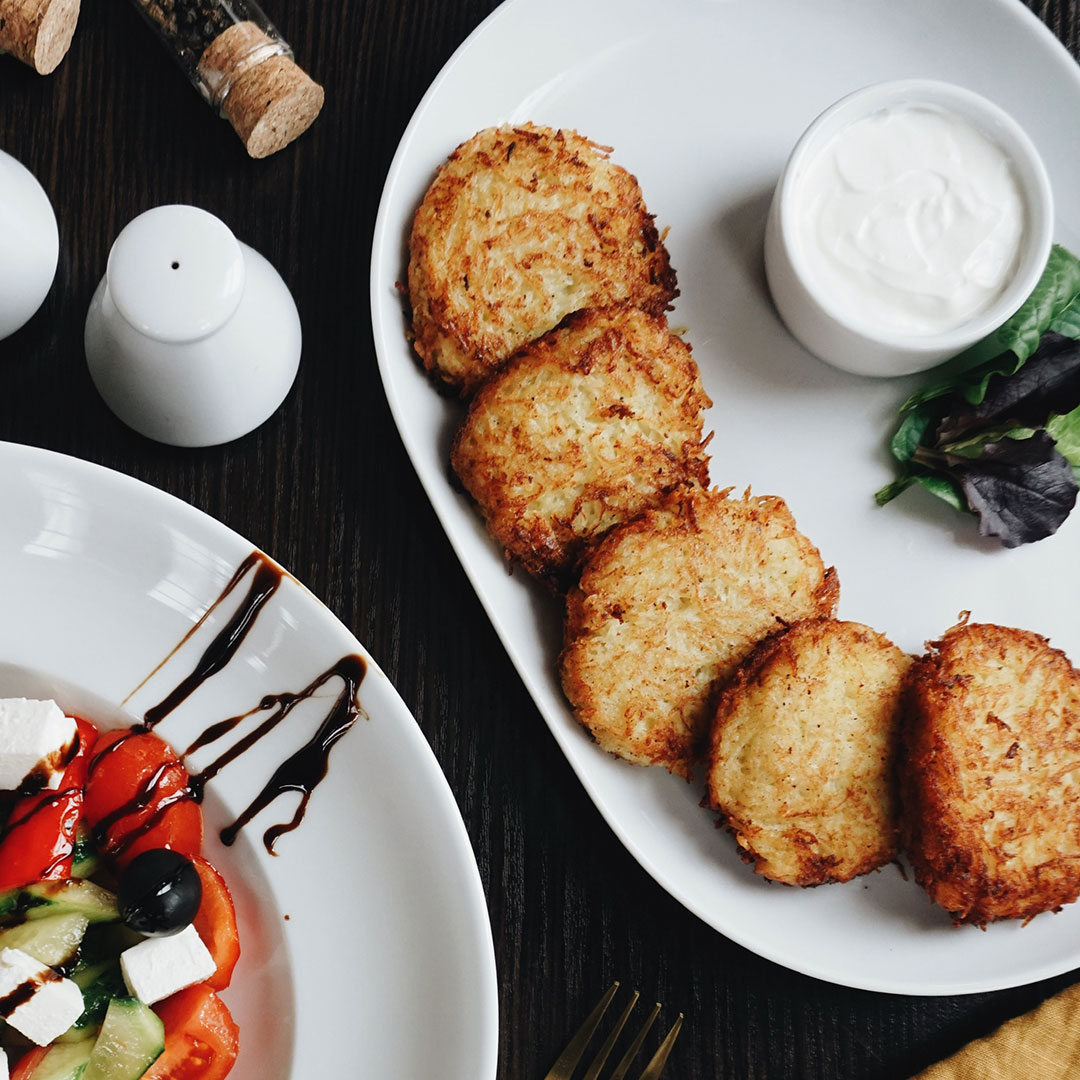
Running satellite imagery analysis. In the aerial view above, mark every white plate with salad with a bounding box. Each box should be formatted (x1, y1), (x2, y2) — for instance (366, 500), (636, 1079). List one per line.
(371, 0), (1080, 994)
(0, 442), (499, 1080)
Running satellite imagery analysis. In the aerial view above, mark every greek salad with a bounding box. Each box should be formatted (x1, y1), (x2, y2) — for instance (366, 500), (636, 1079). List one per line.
(0, 698), (241, 1080)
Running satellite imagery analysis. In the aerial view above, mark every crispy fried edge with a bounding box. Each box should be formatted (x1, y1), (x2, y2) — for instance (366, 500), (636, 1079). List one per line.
(407, 123), (679, 396)
(449, 305), (712, 588)
(900, 620), (1080, 926)
(559, 489), (839, 775)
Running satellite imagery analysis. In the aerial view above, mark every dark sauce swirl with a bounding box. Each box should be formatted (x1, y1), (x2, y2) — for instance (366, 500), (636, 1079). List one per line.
(216, 655), (366, 852)
(86, 729), (142, 781)
(0, 966), (60, 1019)
(2, 786), (82, 876)
(15, 733), (79, 797)
(91, 757), (191, 860)
(143, 554), (283, 730)
(136, 552), (367, 854)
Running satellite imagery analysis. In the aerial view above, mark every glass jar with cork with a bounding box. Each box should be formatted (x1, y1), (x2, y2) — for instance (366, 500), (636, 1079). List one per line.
(128, 0), (323, 157)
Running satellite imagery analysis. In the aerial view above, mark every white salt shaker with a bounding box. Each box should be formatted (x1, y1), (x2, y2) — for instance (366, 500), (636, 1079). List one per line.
(0, 148), (59, 341)
(85, 204), (301, 447)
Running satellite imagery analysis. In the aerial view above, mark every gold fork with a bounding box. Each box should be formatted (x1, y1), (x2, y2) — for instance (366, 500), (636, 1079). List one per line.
(543, 981), (683, 1080)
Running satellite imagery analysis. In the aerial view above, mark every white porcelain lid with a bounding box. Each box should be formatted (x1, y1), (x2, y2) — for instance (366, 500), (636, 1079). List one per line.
(107, 205), (246, 342)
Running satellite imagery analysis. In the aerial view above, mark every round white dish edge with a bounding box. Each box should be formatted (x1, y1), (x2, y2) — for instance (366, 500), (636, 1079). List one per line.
(0, 441), (499, 1079)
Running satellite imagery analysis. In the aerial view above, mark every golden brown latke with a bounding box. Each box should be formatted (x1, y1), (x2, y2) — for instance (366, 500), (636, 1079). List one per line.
(706, 619), (912, 886)
(450, 305), (711, 586)
(900, 620), (1080, 927)
(407, 123), (678, 396)
(559, 487), (838, 776)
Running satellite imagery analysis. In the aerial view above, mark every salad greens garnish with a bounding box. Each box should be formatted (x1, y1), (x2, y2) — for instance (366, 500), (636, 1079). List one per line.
(877, 244), (1080, 547)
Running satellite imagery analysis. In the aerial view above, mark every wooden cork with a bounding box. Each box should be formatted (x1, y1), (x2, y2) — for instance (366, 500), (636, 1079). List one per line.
(197, 21), (323, 159)
(0, 0), (80, 74)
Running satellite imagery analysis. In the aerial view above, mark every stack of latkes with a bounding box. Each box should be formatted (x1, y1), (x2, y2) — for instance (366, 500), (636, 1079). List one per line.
(406, 123), (1080, 929)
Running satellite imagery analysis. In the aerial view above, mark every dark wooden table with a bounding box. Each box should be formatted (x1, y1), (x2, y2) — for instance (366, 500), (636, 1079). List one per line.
(2, 2), (1078, 1077)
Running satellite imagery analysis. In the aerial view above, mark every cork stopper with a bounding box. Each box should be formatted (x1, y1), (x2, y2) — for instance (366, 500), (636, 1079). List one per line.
(197, 21), (323, 159)
(0, 0), (80, 74)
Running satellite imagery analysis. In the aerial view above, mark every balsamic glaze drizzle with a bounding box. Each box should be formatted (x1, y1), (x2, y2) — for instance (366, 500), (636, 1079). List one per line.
(0, 979), (40, 1018)
(143, 554), (283, 730)
(0, 966), (60, 1019)
(218, 655), (366, 852)
(15, 734), (78, 797)
(87, 729), (142, 781)
(0, 889), (52, 930)
(4, 786), (79, 836)
(135, 552), (367, 854)
(91, 758), (190, 859)
(1, 734), (84, 879)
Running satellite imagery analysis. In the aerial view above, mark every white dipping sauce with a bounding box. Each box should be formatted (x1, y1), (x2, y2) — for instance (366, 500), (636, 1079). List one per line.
(794, 103), (1025, 335)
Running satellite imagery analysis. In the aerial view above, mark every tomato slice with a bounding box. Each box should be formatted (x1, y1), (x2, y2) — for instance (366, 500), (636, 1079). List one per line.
(191, 857), (241, 991)
(8, 1047), (50, 1080)
(142, 984), (240, 1080)
(82, 729), (203, 871)
(0, 716), (98, 890)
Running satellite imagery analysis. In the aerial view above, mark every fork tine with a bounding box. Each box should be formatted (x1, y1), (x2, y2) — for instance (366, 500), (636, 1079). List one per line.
(608, 1001), (660, 1080)
(582, 990), (639, 1080)
(543, 981), (620, 1080)
(636, 1013), (683, 1080)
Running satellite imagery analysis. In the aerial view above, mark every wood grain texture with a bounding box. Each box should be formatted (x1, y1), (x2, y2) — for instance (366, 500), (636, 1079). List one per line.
(1, 2), (1078, 1077)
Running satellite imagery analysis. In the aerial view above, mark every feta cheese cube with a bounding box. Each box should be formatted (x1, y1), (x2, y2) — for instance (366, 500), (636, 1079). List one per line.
(0, 947), (84, 1046)
(120, 924), (216, 1005)
(1, 1048), (8, 1080)
(0, 698), (77, 792)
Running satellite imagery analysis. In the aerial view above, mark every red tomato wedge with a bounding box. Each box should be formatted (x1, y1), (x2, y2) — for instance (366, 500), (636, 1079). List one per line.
(8, 1047), (49, 1080)
(142, 984), (240, 1080)
(191, 856), (241, 990)
(0, 715), (98, 890)
(82, 729), (203, 871)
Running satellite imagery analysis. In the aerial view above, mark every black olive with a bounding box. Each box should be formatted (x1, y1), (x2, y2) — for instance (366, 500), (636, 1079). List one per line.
(117, 849), (202, 936)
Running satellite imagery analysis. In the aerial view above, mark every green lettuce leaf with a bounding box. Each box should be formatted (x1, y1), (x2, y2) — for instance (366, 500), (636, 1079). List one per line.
(935, 333), (1080, 445)
(1047, 406), (1080, 473)
(878, 245), (1080, 545)
(899, 245), (1080, 413)
(890, 409), (935, 464)
(913, 473), (967, 513)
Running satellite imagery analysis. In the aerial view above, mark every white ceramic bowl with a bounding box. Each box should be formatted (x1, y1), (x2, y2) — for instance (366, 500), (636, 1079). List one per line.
(764, 79), (1054, 377)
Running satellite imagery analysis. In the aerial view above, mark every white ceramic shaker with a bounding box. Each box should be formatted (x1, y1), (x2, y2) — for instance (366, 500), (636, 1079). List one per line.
(0, 148), (59, 341)
(85, 204), (301, 447)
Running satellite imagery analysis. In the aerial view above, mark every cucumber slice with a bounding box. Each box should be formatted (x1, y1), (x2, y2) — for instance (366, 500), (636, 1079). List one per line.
(0, 912), (89, 967)
(81, 998), (163, 1080)
(69, 924), (141, 978)
(71, 959), (113, 992)
(0, 882), (118, 927)
(70, 826), (103, 881)
(55, 963), (128, 1045)
(20, 1038), (96, 1080)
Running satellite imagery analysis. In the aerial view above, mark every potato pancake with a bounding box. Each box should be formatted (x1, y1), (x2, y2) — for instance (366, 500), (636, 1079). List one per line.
(900, 620), (1080, 926)
(707, 619), (912, 886)
(451, 305), (711, 585)
(559, 487), (838, 775)
(407, 123), (678, 396)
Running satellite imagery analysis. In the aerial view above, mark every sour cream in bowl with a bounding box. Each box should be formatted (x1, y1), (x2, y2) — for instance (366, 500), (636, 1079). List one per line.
(764, 79), (1053, 377)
